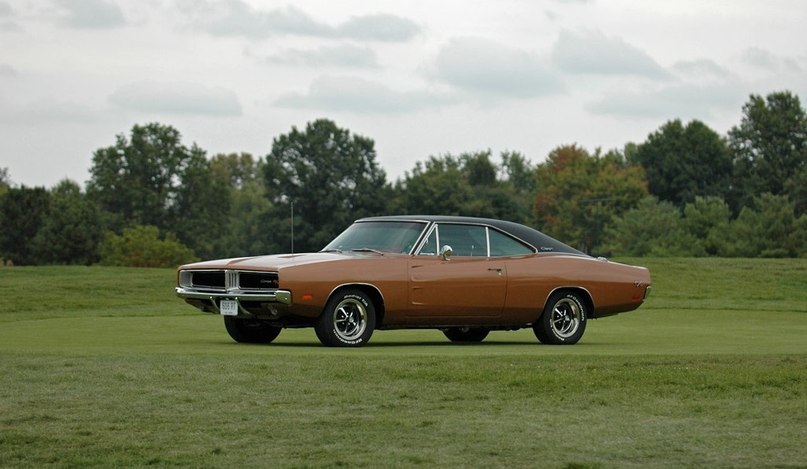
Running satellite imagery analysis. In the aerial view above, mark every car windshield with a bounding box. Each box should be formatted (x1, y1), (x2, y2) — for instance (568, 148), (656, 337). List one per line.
(322, 221), (427, 254)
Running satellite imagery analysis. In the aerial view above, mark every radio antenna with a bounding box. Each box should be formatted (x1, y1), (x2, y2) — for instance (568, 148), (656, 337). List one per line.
(290, 200), (294, 254)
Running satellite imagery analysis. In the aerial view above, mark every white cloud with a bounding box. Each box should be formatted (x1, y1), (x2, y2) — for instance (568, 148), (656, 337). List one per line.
(193, 3), (329, 38)
(0, 0), (21, 31)
(672, 59), (731, 80)
(587, 83), (744, 120)
(430, 37), (564, 99)
(0, 96), (101, 124)
(54, 0), (126, 29)
(3, 0), (807, 189)
(552, 29), (672, 80)
(109, 81), (242, 116)
(274, 75), (454, 113)
(0, 63), (15, 77)
(335, 13), (421, 42)
(742, 47), (802, 72)
(267, 44), (378, 68)
(183, 1), (420, 42)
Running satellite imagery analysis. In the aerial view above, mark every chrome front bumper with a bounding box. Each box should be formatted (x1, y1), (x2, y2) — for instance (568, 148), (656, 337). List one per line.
(176, 287), (292, 305)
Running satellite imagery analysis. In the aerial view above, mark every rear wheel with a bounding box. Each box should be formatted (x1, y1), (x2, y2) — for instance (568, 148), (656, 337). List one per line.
(533, 291), (587, 345)
(443, 327), (490, 343)
(223, 316), (281, 344)
(315, 289), (376, 347)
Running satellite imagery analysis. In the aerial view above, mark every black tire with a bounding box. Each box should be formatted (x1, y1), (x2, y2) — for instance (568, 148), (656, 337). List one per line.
(315, 289), (376, 347)
(443, 327), (490, 343)
(223, 316), (281, 344)
(533, 291), (587, 345)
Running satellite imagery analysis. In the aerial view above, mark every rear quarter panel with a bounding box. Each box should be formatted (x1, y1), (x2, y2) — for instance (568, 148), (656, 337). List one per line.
(503, 254), (650, 320)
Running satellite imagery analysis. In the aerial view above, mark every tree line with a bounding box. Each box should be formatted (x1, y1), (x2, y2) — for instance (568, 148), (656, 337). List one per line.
(1, 90), (805, 266)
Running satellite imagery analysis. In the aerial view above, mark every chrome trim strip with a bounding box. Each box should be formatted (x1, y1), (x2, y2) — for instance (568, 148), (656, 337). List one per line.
(327, 283), (385, 307)
(413, 221), (537, 257)
(176, 287), (292, 305)
(414, 223), (438, 256)
(543, 286), (594, 311)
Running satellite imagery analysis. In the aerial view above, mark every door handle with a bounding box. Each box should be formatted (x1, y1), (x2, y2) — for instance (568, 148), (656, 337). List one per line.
(487, 268), (503, 276)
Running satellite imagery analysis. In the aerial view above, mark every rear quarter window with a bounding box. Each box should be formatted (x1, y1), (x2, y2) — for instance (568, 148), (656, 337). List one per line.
(489, 229), (534, 256)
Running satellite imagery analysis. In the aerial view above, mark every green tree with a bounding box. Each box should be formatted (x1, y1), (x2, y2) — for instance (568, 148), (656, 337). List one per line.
(393, 151), (530, 223)
(0, 185), (50, 264)
(460, 150), (535, 223)
(721, 194), (807, 258)
(0, 167), (10, 197)
(172, 146), (231, 258)
(729, 91), (807, 211)
(534, 145), (648, 254)
(87, 123), (206, 232)
(500, 151), (536, 194)
(784, 165), (807, 216)
(462, 151), (496, 186)
(210, 153), (274, 256)
(99, 225), (197, 268)
(394, 155), (471, 216)
(87, 123), (230, 258)
(498, 151), (536, 223)
(633, 119), (732, 207)
(681, 196), (731, 256)
(263, 119), (389, 253)
(222, 179), (273, 256)
(210, 152), (264, 189)
(30, 180), (104, 265)
(603, 197), (703, 257)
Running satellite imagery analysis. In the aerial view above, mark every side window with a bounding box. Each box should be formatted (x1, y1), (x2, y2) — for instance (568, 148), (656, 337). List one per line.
(489, 229), (534, 256)
(440, 224), (487, 257)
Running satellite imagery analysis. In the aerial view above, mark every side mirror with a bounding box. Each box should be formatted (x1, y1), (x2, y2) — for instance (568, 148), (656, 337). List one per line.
(440, 245), (453, 260)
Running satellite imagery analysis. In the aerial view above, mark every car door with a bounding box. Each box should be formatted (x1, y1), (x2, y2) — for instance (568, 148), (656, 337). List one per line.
(407, 223), (507, 318)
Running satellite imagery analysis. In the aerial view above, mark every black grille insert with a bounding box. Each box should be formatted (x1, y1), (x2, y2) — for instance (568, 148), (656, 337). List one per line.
(192, 271), (225, 289)
(239, 272), (279, 290)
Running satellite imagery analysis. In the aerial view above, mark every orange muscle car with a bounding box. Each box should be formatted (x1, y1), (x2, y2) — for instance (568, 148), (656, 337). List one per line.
(176, 216), (651, 347)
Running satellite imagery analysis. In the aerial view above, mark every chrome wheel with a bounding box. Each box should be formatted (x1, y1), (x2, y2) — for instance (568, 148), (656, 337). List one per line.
(315, 289), (376, 347)
(550, 298), (582, 339)
(332, 297), (368, 341)
(533, 291), (588, 345)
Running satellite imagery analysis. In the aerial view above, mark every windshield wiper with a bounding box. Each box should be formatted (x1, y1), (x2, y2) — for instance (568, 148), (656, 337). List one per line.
(320, 249), (343, 253)
(350, 248), (384, 255)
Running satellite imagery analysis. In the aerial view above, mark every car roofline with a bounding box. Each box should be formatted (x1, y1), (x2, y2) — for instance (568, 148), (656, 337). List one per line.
(354, 215), (588, 257)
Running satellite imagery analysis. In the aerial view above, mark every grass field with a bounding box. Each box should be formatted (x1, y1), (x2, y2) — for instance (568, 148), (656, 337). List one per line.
(0, 258), (805, 468)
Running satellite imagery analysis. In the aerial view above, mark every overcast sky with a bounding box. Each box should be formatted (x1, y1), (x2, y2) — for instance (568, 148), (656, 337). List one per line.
(1, 0), (806, 188)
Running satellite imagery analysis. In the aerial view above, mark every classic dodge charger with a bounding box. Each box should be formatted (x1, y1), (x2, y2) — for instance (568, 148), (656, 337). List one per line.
(176, 215), (651, 347)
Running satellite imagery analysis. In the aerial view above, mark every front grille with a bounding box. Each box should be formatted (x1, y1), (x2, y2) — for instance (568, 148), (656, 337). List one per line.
(182, 269), (279, 292)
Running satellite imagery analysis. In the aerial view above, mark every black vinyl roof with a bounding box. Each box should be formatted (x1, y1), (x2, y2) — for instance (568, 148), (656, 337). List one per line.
(357, 215), (587, 257)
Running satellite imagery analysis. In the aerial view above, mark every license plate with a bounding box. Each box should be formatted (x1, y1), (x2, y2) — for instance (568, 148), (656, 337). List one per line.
(220, 300), (239, 316)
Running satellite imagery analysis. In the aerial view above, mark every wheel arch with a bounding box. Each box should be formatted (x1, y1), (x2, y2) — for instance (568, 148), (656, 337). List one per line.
(326, 283), (386, 324)
(540, 286), (595, 320)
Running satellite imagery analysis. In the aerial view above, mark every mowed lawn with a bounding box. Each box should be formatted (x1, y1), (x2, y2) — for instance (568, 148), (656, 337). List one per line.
(0, 258), (805, 468)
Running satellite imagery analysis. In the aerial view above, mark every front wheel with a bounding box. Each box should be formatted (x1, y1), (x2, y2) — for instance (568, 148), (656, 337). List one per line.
(223, 316), (281, 344)
(443, 327), (490, 343)
(533, 291), (587, 345)
(315, 289), (376, 347)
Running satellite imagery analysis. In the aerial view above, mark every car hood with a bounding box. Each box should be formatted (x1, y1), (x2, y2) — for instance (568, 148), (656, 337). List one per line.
(178, 251), (389, 271)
